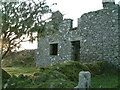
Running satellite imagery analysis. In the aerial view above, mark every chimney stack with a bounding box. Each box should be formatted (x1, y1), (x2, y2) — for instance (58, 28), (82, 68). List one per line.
(102, 0), (115, 9)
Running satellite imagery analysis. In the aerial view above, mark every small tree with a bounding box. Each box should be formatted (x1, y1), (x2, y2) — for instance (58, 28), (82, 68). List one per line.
(1, 0), (52, 59)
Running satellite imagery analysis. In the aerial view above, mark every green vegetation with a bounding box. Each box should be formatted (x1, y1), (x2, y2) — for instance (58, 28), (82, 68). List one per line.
(92, 73), (118, 88)
(2, 50), (35, 67)
(2, 67), (38, 76)
(2, 69), (11, 85)
(2, 60), (119, 88)
(1, 0), (52, 59)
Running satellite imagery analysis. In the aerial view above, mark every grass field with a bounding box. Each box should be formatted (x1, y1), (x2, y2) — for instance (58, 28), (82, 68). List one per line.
(92, 73), (118, 88)
(3, 66), (119, 88)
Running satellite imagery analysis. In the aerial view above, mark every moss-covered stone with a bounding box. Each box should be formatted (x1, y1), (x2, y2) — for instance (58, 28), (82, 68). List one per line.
(2, 69), (11, 85)
(32, 70), (68, 85)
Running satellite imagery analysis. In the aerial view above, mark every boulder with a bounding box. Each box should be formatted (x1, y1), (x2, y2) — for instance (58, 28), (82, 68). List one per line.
(2, 69), (11, 85)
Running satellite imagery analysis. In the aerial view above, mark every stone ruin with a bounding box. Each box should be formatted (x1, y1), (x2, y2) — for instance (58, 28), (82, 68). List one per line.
(35, 0), (120, 67)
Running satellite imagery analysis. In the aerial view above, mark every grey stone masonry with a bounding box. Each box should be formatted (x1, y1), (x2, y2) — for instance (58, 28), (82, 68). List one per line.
(75, 71), (91, 89)
(35, 0), (120, 67)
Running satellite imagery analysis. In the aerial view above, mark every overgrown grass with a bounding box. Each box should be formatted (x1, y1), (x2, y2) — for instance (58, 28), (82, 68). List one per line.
(92, 73), (118, 88)
(2, 50), (119, 88)
(2, 61), (119, 88)
(2, 67), (38, 76)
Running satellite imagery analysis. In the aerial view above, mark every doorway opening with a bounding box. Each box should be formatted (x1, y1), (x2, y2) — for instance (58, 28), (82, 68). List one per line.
(71, 41), (80, 61)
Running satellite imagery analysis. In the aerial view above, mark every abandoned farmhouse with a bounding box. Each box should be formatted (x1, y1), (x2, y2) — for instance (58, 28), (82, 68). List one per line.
(35, 0), (119, 67)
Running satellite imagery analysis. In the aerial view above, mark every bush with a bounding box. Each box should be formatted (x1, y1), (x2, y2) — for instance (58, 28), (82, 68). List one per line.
(48, 61), (89, 82)
(83, 61), (105, 76)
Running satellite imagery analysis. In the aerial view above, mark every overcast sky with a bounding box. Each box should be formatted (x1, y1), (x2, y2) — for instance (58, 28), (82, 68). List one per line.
(47, 0), (103, 27)
(20, 0), (120, 50)
(46, 0), (119, 26)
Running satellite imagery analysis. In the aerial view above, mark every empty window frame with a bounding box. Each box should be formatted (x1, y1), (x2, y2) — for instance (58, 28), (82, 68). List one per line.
(50, 43), (58, 55)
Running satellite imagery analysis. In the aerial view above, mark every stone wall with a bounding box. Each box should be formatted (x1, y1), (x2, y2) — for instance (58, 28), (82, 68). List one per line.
(36, 19), (73, 66)
(36, 1), (119, 67)
(78, 5), (119, 63)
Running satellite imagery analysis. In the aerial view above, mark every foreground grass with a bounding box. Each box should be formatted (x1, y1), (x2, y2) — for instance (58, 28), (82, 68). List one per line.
(2, 61), (119, 88)
(92, 73), (118, 88)
(4, 67), (118, 88)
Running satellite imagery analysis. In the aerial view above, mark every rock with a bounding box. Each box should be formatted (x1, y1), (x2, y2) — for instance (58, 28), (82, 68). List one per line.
(2, 69), (11, 84)
(18, 74), (24, 79)
(75, 71), (91, 89)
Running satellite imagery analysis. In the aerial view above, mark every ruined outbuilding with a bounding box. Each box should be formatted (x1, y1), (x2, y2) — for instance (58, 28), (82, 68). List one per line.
(35, 0), (119, 67)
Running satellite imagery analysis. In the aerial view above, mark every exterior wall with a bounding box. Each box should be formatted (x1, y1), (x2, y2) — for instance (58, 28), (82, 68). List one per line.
(78, 5), (119, 64)
(36, 2), (119, 67)
(36, 19), (74, 66)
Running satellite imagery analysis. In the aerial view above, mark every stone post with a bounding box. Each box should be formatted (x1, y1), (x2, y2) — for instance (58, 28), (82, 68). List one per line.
(75, 71), (91, 89)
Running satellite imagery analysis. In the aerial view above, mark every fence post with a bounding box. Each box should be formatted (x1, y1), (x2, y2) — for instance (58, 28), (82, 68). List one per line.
(75, 71), (91, 89)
